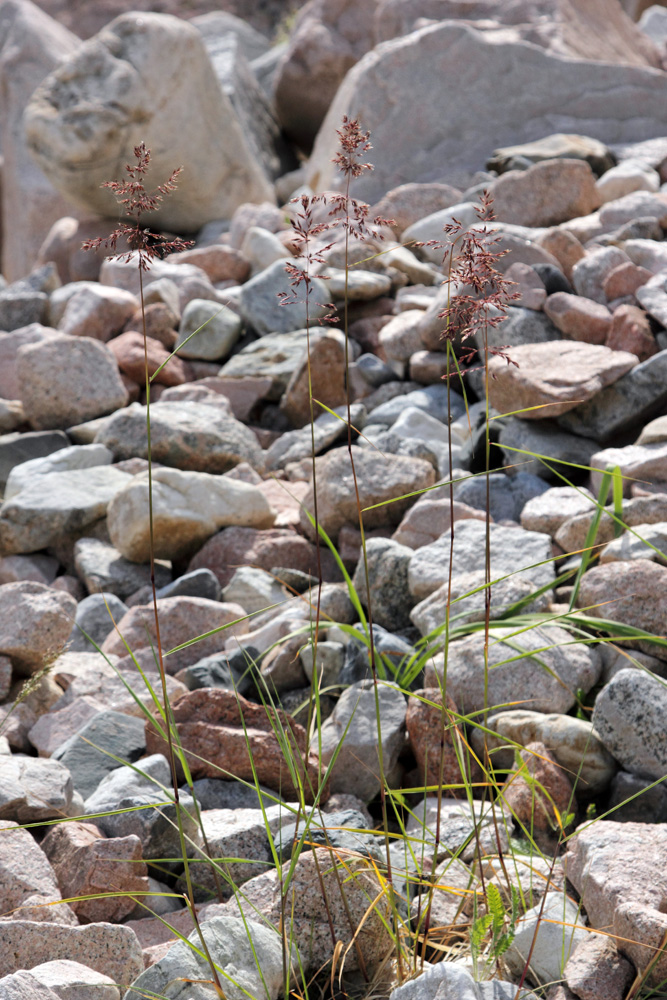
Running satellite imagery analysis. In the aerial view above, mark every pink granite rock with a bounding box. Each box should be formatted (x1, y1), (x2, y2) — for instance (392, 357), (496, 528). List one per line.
(0, 820), (77, 925)
(544, 292), (612, 344)
(488, 342), (638, 419)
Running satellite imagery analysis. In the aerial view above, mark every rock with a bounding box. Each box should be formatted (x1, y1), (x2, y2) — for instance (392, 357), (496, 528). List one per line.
(488, 342), (638, 420)
(481, 710), (616, 796)
(189, 526), (321, 589)
(20, 960), (120, 1000)
(435, 624), (601, 717)
(0, 970), (64, 999)
(565, 821), (667, 984)
(600, 521), (667, 565)
(299, 640), (345, 688)
(101, 597), (248, 673)
(489, 159), (600, 227)
(592, 668), (667, 780)
(0, 466), (131, 554)
(0, 1), (80, 282)
(589, 442), (667, 498)
(407, 520), (553, 602)
(0, 674), (63, 753)
(95, 401), (263, 473)
(74, 538), (168, 599)
(57, 285), (137, 342)
(108, 330), (191, 387)
(17, 335), (128, 430)
(145, 687), (326, 803)
(603, 262), (654, 302)
(0, 657), (11, 701)
(598, 189), (667, 228)
(0, 755), (73, 823)
(0, 325), (60, 400)
(167, 244), (250, 284)
(392, 497), (486, 549)
(84, 754), (198, 860)
(41, 821), (148, 924)
(0, 430), (70, 491)
(504, 262), (547, 311)
(636, 270), (667, 326)
(67, 592), (128, 652)
(608, 770), (667, 823)
(503, 741), (577, 834)
(351, 537), (414, 631)
(275, 807), (376, 862)
(299, 446), (435, 540)
(183, 804), (290, 899)
(0, 820), (76, 925)
(565, 934), (635, 1000)
(239, 259), (328, 335)
(558, 349), (667, 441)
(543, 293), (612, 344)
(107, 466), (275, 563)
(241, 226), (291, 275)
(126, 914), (285, 1000)
(222, 567), (285, 615)
(370, 181), (462, 235)
(189, 777), (280, 813)
(156, 569), (221, 603)
(218, 329), (321, 402)
(407, 796), (510, 862)
(536, 228), (586, 280)
(577, 560), (667, 661)
(24, 13), (274, 232)
(487, 133), (615, 176)
(405, 688), (466, 789)
(571, 246), (631, 304)
(52, 710), (147, 798)
(0, 287), (47, 332)
(388, 961), (538, 1000)
(174, 299), (242, 363)
(504, 891), (588, 986)
(319, 679), (406, 802)
(498, 418), (599, 480)
(606, 304), (656, 363)
(453, 472), (549, 523)
(264, 403), (365, 471)
(280, 329), (351, 428)
(0, 554), (59, 587)
(306, 21), (667, 201)
(596, 157), (660, 201)
(227, 846), (390, 974)
(273, 0), (376, 150)
(4, 443), (113, 500)
(0, 582), (75, 672)
(0, 921), (143, 985)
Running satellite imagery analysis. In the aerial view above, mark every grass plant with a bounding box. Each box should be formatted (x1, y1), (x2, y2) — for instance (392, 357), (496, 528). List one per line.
(2, 121), (667, 1000)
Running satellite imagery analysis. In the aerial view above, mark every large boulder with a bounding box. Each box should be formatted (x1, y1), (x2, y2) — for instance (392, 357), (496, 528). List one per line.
(273, 0), (378, 150)
(307, 20), (667, 199)
(23, 12), (274, 232)
(0, 0), (80, 281)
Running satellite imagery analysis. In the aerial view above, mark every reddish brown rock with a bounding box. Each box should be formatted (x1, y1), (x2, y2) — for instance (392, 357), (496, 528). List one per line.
(123, 303), (179, 348)
(280, 331), (348, 428)
(603, 261), (653, 301)
(488, 341), (638, 419)
(168, 245), (250, 284)
(108, 330), (192, 387)
(544, 292), (612, 344)
(536, 228), (585, 280)
(490, 159), (600, 228)
(36, 217), (120, 284)
(145, 688), (327, 803)
(189, 526), (321, 588)
(606, 304), (657, 362)
(41, 820), (148, 924)
(502, 741), (577, 836)
(565, 934), (635, 1000)
(101, 596), (248, 673)
(406, 688), (470, 790)
(371, 181), (462, 236)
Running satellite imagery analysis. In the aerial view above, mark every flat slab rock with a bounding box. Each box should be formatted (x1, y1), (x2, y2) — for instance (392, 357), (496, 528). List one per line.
(488, 341), (638, 419)
(0, 920), (143, 984)
(565, 821), (667, 984)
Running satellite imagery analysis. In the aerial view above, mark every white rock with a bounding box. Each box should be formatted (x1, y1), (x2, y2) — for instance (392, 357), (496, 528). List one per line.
(26, 960), (120, 1000)
(175, 299), (241, 361)
(0, 2), (80, 281)
(240, 226), (291, 274)
(595, 159), (660, 203)
(24, 13), (274, 232)
(107, 466), (275, 563)
(222, 567), (286, 615)
(4, 444), (113, 500)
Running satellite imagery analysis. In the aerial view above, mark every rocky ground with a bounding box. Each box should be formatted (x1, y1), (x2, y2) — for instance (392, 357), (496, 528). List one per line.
(2, 1), (667, 999)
